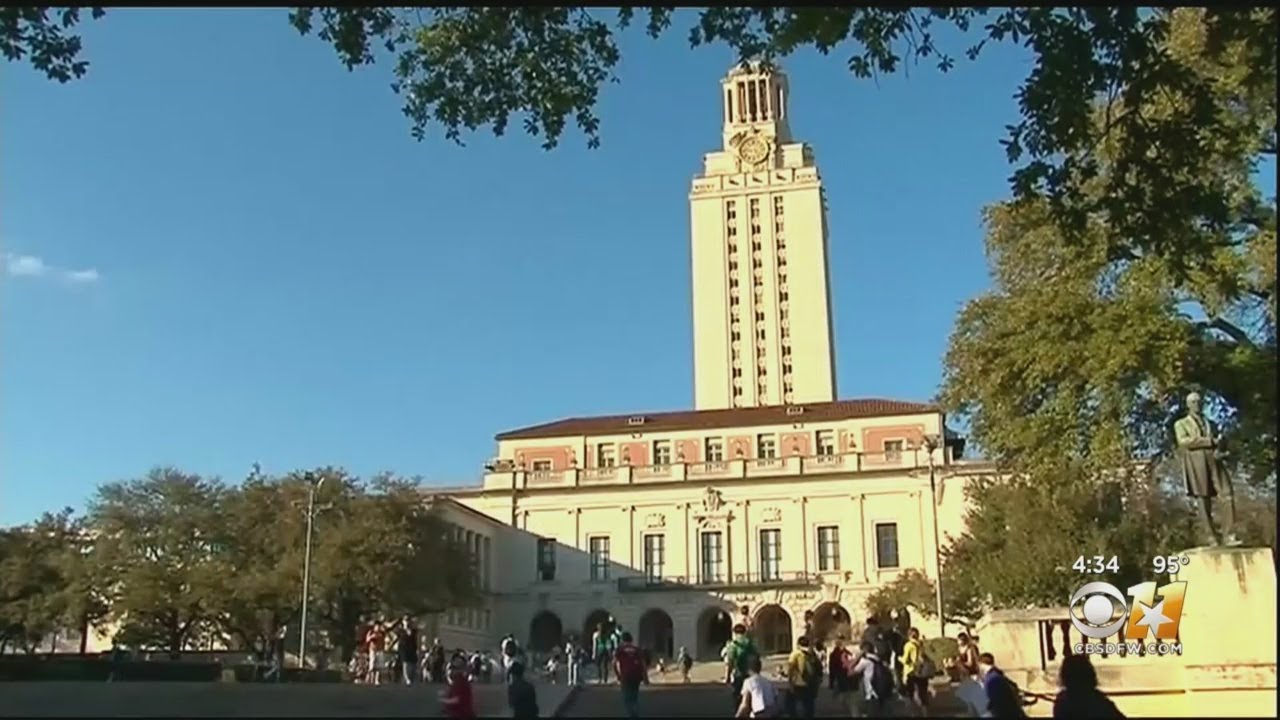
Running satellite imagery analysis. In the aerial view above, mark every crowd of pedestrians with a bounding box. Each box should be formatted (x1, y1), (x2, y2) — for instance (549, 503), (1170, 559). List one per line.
(342, 610), (1123, 719)
(718, 615), (1124, 719)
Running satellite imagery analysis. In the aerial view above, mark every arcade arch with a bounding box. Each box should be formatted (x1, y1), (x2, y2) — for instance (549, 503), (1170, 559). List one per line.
(754, 604), (793, 656)
(695, 605), (734, 660)
(528, 611), (564, 652)
(638, 609), (675, 659)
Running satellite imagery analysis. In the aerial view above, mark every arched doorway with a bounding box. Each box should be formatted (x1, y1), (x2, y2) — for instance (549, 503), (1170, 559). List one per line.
(696, 606), (733, 660)
(583, 609), (615, 643)
(754, 604), (793, 655)
(637, 609), (674, 659)
(808, 602), (852, 644)
(529, 611), (564, 652)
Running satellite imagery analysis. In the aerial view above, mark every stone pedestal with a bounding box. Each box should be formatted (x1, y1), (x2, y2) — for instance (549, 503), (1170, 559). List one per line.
(1172, 546), (1276, 668)
(1167, 546), (1277, 716)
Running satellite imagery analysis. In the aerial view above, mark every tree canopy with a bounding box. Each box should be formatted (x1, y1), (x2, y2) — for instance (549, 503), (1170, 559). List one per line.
(8, 7), (1274, 277)
(922, 8), (1275, 620)
(0, 466), (475, 660)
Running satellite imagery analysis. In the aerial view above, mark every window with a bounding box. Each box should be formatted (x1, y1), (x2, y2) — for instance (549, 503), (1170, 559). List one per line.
(816, 431), (836, 457)
(589, 536), (612, 581)
(536, 538), (557, 581)
(705, 437), (724, 463)
(531, 459), (553, 472)
(700, 531), (724, 583)
(883, 440), (905, 462)
(757, 434), (777, 459)
(817, 526), (840, 571)
(596, 444), (616, 468)
(875, 523), (900, 569)
(758, 529), (782, 581)
(643, 534), (665, 582)
(652, 440), (672, 466)
(482, 537), (492, 590)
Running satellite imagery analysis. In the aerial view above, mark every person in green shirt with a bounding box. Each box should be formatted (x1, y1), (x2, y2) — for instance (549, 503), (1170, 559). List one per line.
(724, 624), (759, 712)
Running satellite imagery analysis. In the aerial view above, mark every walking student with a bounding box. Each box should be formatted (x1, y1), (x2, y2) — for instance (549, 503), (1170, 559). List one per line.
(724, 623), (759, 712)
(736, 654), (782, 718)
(506, 662), (540, 720)
(849, 640), (896, 718)
(398, 616), (420, 685)
(901, 627), (936, 714)
(592, 623), (614, 684)
(785, 635), (822, 718)
(614, 632), (648, 719)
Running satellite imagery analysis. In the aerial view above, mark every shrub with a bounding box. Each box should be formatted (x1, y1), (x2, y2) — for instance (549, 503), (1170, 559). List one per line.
(923, 636), (958, 664)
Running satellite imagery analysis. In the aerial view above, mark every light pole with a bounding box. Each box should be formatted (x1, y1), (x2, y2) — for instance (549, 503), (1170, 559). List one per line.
(298, 472), (328, 669)
(920, 434), (947, 638)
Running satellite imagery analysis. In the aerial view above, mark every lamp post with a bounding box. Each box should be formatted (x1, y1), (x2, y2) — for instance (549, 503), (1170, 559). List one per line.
(920, 434), (946, 637)
(298, 472), (328, 669)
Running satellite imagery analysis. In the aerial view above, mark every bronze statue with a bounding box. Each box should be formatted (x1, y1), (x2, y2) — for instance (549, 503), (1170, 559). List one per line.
(1173, 392), (1239, 546)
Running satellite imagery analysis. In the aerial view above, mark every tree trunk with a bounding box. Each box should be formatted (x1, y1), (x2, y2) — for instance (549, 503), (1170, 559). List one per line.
(78, 613), (90, 656)
(336, 600), (363, 663)
(168, 622), (183, 660)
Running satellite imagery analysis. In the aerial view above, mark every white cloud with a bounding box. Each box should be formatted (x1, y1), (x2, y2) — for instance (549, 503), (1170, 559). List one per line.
(64, 268), (101, 284)
(3, 253), (101, 285)
(6, 254), (47, 277)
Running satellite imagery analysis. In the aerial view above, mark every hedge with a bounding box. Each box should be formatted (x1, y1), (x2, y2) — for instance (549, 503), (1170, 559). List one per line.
(0, 657), (342, 683)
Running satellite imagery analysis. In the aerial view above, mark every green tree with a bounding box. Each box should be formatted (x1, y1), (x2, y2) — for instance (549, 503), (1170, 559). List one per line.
(942, 9), (1275, 492)
(284, 469), (476, 663)
(216, 465), (309, 660)
(11, 9), (1273, 272)
(86, 468), (229, 657)
(0, 509), (102, 654)
(0, 512), (68, 653)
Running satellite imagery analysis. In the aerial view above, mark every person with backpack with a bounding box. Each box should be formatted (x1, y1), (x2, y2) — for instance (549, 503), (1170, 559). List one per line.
(784, 635), (823, 718)
(676, 646), (694, 683)
(723, 623), (759, 712)
(613, 632), (648, 718)
(901, 627), (936, 714)
(978, 652), (1028, 719)
(848, 640), (896, 717)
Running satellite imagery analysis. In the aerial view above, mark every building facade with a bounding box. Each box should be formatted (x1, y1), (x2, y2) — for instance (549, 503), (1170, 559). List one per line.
(435, 64), (985, 660)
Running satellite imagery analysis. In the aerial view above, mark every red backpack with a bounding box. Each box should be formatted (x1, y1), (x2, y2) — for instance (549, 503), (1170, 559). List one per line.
(615, 645), (645, 683)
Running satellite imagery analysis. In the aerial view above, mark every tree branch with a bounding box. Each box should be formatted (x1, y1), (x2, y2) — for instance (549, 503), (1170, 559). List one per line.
(1200, 317), (1257, 347)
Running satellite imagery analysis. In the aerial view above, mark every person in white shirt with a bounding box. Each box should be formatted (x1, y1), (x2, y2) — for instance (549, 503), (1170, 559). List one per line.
(736, 655), (781, 718)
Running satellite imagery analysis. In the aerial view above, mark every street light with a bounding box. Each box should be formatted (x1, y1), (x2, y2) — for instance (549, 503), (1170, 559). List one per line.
(919, 434), (946, 638)
(298, 472), (330, 669)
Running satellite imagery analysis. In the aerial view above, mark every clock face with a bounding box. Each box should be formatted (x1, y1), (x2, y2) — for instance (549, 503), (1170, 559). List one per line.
(738, 136), (770, 165)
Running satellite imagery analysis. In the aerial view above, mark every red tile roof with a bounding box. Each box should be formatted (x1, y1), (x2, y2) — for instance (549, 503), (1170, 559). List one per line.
(495, 398), (940, 441)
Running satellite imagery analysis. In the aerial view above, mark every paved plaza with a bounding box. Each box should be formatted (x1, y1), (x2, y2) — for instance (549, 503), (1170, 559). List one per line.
(0, 680), (575, 718)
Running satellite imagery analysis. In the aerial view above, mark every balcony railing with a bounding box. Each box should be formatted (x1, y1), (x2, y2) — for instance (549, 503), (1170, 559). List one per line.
(484, 449), (943, 490)
(617, 571), (822, 593)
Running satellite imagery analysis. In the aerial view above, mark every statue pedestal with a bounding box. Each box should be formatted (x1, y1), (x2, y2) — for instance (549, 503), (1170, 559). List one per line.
(1172, 546), (1276, 669)
(1169, 547), (1276, 717)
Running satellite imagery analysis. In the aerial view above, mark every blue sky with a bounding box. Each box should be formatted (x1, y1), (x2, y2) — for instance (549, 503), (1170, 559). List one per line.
(2, 9), (1036, 525)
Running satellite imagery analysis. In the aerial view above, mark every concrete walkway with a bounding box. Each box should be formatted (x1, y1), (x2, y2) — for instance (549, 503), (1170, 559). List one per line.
(0, 679), (577, 718)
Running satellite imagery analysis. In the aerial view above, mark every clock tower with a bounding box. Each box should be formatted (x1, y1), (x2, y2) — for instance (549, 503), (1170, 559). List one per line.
(689, 63), (838, 410)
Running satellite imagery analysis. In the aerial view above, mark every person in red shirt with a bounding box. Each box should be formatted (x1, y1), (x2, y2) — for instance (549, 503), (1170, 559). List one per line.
(613, 632), (648, 718)
(440, 667), (476, 719)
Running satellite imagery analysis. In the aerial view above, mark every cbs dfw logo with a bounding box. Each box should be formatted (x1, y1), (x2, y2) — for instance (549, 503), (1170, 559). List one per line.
(1068, 580), (1187, 656)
